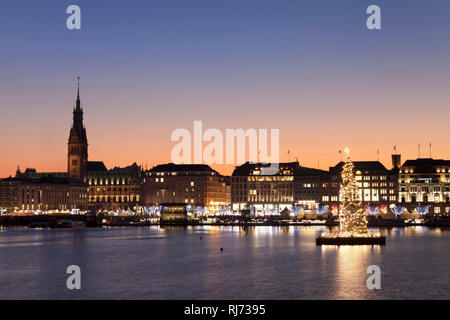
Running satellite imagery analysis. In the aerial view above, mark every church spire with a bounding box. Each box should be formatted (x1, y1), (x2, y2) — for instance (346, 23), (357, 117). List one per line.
(70, 76), (86, 141)
(76, 76), (81, 110)
(68, 77), (88, 180)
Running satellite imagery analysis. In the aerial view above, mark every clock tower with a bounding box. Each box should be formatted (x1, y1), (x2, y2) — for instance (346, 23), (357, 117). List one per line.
(68, 77), (88, 180)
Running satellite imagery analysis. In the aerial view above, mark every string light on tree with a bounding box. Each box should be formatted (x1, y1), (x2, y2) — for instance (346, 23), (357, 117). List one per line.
(317, 147), (384, 244)
(338, 147), (369, 236)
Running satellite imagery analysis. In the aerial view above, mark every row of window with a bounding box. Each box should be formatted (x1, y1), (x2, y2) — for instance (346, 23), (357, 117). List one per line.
(89, 187), (140, 192)
(87, 178), (134, 186)
(321, 195), (397, 202)
(399, 195), (450, 203)
(148, 171), (216, 176)
(89, 195), (139, 202)
(403, 187), (446, 192)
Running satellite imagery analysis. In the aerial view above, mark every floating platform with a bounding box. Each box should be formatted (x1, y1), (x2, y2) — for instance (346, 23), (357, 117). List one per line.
(316, 236), (386, 246)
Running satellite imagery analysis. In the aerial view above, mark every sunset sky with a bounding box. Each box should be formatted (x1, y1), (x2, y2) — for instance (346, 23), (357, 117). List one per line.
(1, 0), (450, 177)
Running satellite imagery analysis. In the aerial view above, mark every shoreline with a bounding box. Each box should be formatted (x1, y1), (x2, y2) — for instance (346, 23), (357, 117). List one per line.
(1, 214), (449, 228)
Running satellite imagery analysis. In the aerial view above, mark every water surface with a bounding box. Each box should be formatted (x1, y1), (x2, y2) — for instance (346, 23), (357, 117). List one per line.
(0, 226), (448, 299)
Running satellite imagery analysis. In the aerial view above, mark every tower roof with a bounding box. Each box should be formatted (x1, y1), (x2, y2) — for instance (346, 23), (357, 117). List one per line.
(76, 76), (80, 107)
(69, 77), (87, 143)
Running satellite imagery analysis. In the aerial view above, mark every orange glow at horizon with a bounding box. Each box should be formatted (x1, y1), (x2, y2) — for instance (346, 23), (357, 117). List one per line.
(2, 108), (450, 178)
(2, 69), (450, 178)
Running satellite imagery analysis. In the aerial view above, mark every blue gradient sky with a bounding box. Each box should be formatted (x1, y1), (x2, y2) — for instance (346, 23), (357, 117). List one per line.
(1, 0), (450, 176)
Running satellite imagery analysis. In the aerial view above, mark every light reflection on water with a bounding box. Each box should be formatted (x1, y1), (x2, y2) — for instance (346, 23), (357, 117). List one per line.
(0, 226), (448, 299)
(320, 245), (381, 299)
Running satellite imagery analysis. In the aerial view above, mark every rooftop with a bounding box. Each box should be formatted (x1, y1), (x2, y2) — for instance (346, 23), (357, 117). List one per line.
(87, 161), (108, 172)
(148, 163), (219, 174)
(0, 175), (86, 186)
(232, 162), (300, 176)
(401, 158), (450, 173)
(329, 161), (389, 174)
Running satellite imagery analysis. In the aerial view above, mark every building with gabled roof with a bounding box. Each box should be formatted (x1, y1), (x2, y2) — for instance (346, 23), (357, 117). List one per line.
(85, 162), (142, 211)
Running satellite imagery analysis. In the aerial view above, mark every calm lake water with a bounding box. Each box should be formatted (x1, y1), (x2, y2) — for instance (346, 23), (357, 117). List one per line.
(0, 226), (448, 300)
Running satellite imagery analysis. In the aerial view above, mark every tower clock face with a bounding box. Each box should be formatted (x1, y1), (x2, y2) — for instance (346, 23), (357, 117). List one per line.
(72, 160), (78, 166)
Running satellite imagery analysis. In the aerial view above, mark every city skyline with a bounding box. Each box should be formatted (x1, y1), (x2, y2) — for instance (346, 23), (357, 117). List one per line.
(1, 1), (450, 177)
(0, 1), (449, 303)
(0, 75), (445, 178)
(1, 75), (447, 178)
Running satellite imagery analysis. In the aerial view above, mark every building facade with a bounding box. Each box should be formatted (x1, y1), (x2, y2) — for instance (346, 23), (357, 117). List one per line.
(85, 162), (142, 211)
(294, 166), (330, 210)
(0, 176), (88, 212)
(399, 158), (450, 215)
(231, 162), (298, 213)
(142, 164), (229, 208)
(321, 160), (398, 214)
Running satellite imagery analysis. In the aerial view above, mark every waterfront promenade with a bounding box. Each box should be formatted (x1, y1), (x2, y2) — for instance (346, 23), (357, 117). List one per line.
(1, 214), (450, 228)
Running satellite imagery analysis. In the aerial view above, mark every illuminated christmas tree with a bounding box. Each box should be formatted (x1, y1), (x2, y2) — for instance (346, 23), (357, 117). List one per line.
(338, 148), (368, 235)
(316, 147), (384, 245)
